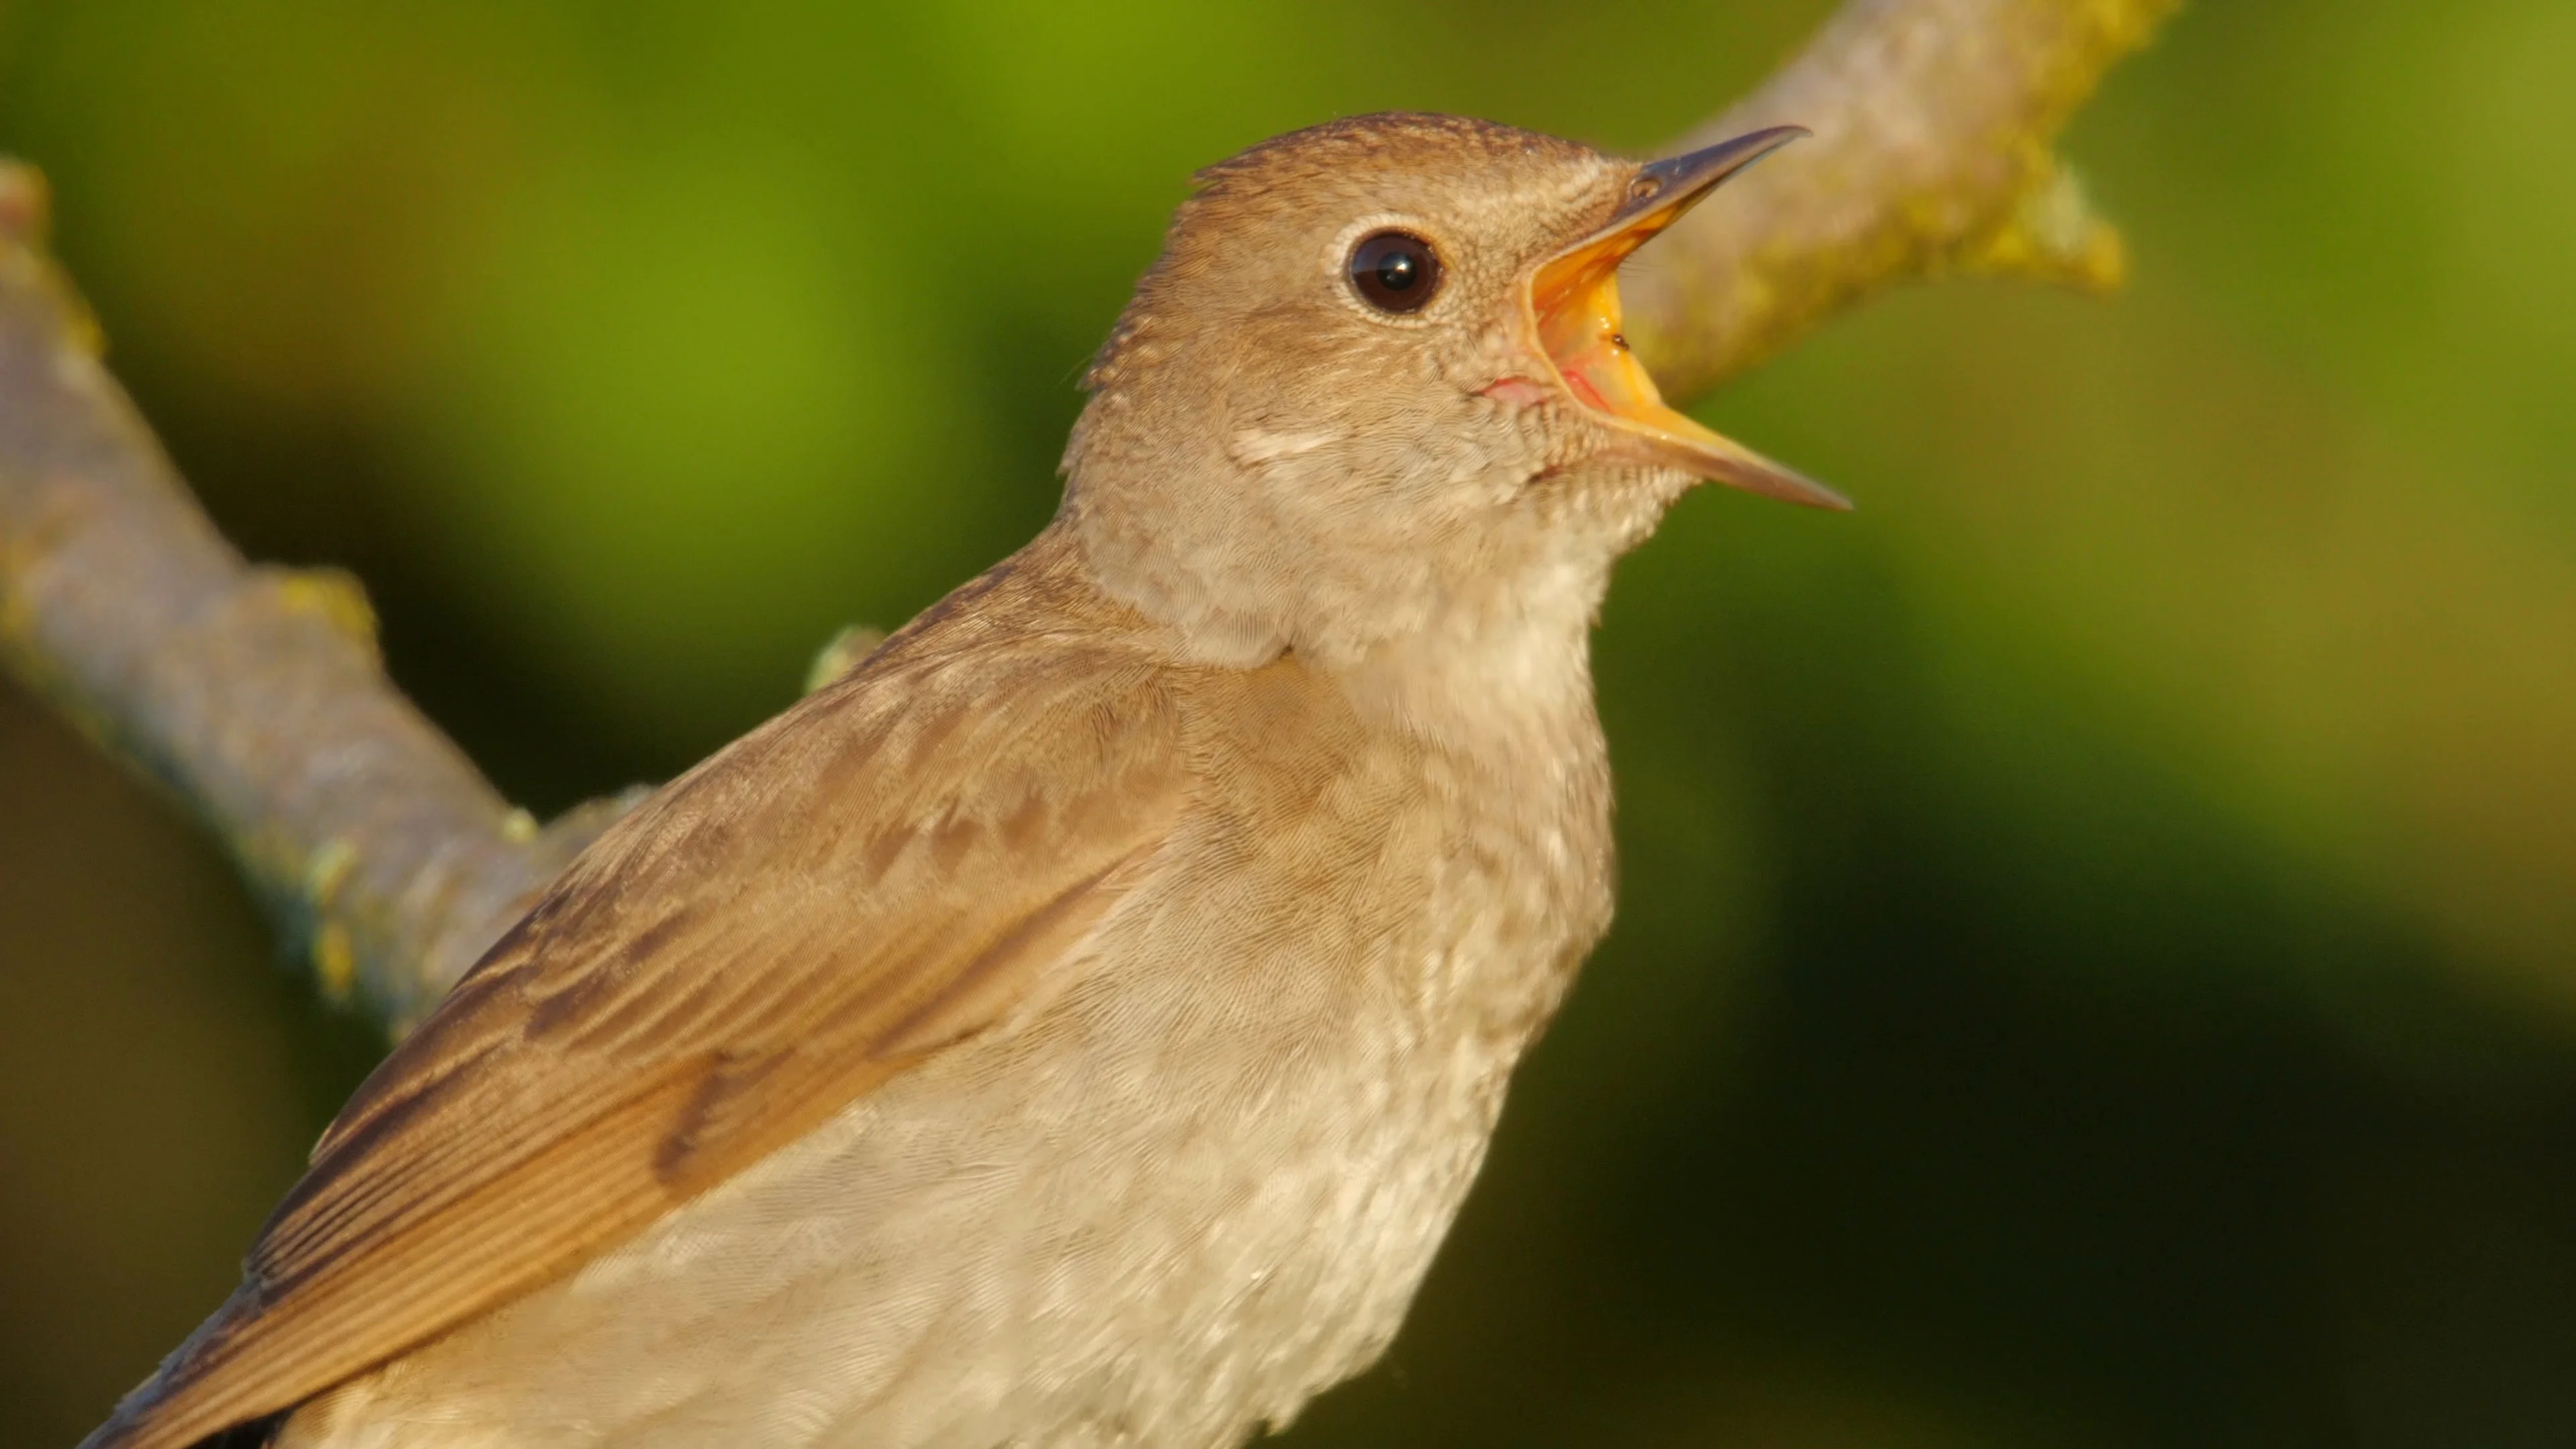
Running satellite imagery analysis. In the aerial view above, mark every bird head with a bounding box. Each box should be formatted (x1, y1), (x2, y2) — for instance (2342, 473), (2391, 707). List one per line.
(1063, 113), (1837, 673)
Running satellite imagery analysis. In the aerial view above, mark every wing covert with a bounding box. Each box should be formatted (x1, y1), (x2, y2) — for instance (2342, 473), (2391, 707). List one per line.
(90, 642), (1187, 1449)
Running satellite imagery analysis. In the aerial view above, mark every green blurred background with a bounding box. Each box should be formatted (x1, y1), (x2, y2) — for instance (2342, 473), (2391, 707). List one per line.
(5, 1), (2575, 1443)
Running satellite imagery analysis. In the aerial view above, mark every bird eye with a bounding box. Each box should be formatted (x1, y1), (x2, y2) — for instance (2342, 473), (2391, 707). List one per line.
(1348, 230), (1443, 314)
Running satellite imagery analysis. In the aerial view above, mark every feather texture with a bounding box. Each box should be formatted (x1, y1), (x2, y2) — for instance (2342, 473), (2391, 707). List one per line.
(91, 549), (1187, 1449)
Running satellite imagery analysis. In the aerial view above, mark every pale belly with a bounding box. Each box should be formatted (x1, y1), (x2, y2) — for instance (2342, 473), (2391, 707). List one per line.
(279, 948), (1548, 1449)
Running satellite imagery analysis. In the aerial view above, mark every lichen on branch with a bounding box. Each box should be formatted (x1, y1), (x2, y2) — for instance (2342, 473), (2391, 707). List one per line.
(1627, 0), (2177, 399)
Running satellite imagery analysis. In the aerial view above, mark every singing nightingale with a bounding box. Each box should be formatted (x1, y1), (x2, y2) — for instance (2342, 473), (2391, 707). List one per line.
(87, 113), (1842, 1449)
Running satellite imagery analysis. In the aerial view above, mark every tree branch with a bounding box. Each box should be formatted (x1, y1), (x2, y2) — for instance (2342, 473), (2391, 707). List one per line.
(0, 0), (2174, 1041)
(0, 169), (636, 1034)
(1627, 0), (2177, 395)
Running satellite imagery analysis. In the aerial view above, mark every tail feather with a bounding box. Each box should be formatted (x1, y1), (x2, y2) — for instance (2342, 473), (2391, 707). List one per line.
(78, 1288), (293, 1449)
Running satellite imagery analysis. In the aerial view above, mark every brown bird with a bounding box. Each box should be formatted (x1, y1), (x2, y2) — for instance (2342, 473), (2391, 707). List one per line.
(88, 113), (1840, 1449)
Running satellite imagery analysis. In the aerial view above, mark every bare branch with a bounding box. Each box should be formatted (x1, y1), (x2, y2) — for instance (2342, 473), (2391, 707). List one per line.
(0, 0), (2173, 1039)
(1631, 0), (2178, 399)
(0, 164), (635, 1034)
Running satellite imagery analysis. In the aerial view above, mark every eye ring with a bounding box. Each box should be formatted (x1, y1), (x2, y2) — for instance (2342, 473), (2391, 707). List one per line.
(1347, 229), (1443, 314)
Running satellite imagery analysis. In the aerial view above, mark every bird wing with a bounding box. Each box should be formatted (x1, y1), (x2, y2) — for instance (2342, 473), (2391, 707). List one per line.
(93, 637), (1188, 1449)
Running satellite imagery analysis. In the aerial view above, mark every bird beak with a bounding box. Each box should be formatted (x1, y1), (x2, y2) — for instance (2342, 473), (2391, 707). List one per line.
(1525, 125), (1849, 511)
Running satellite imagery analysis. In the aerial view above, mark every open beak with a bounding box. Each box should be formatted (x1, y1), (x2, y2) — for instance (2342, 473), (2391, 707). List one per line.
(1527, 125), (1849, 511)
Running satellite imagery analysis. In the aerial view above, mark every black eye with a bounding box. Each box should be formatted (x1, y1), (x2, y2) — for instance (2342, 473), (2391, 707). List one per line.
(1348, 229), (1442, 314)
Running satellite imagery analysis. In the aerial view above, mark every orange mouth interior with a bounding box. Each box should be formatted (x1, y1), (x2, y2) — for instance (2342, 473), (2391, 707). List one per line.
(1526, 217), (1733, 452)
(1509, 130), (1850, 512)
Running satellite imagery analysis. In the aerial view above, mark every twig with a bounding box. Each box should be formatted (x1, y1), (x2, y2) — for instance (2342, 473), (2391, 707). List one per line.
(1625, 0), (2178, 395)
(0, 0), (2175, 1039)
(0, 166), (635, 1034)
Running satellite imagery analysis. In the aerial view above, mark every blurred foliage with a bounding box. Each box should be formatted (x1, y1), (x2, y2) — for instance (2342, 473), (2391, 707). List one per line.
(4, 0), (2575, 1444)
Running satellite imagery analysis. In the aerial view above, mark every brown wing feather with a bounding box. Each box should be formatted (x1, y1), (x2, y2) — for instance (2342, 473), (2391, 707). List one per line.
(91, 634), (1187, 1449)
